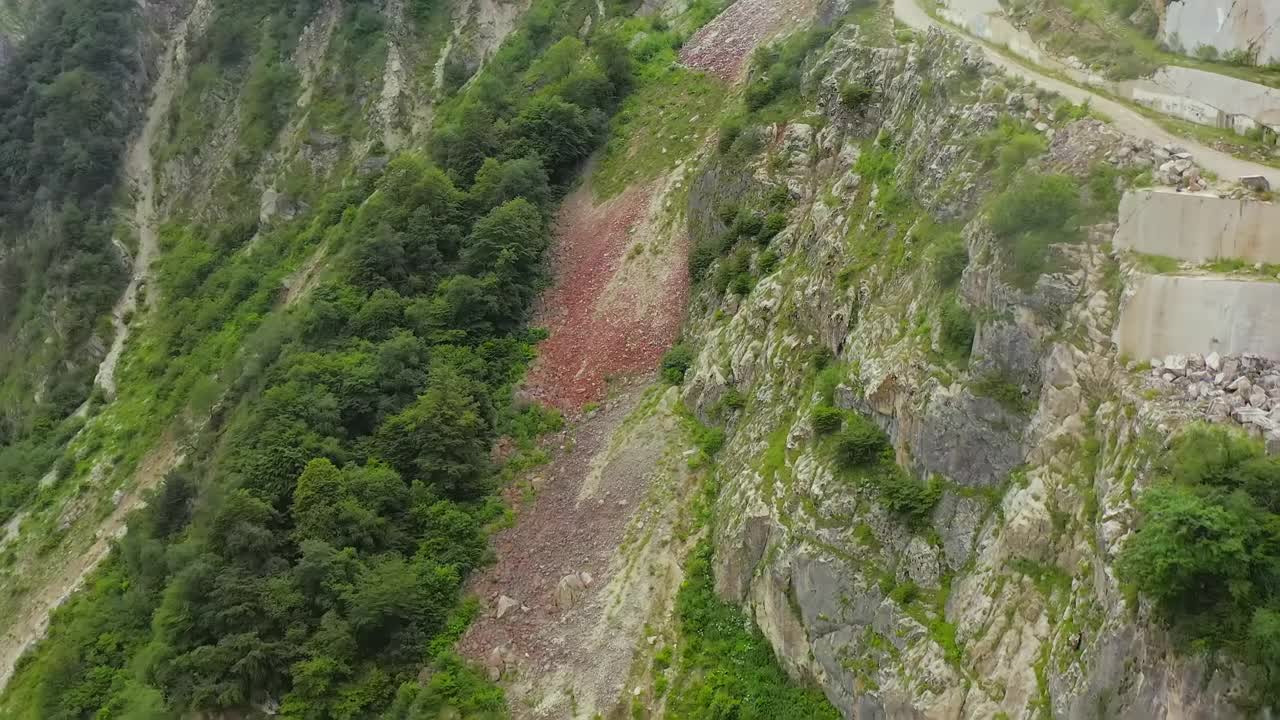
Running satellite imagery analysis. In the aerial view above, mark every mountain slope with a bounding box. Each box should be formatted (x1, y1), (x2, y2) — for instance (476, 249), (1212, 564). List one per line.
(1, 0), (1279, 718)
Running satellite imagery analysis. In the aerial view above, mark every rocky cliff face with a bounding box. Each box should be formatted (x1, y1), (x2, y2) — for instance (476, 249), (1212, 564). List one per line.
(678, 25), (1260, 719)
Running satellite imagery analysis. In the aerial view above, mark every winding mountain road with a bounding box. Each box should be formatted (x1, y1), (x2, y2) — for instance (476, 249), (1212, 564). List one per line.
(893, 0), (1280, 189)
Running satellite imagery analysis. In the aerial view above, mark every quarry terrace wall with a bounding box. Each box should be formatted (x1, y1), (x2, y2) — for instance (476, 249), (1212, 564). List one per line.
(1162, 0), (1280, 66)
(1118, 66), (1280, 135)
(1113, 190), (1280, 264)
(1116, 275), (1280, 361)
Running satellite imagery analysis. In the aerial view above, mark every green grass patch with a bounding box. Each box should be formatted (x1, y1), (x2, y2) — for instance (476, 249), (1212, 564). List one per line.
(1133, 252), (1182, 274)
(666, 541), (841, 719)
(594, 65), (726, 200)
(970, 373), (1034, 415)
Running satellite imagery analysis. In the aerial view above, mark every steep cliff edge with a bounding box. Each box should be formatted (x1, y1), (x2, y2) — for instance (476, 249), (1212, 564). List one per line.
(664, 19), (1275, 719)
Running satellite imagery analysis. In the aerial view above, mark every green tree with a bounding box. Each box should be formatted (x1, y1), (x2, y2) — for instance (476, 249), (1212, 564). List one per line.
(469, 155), (551, 213)
(508, 96), (597, 177)
(370, 375), (490, 499)
(344, 555), (460, 661)
(463, 198), (547, 277)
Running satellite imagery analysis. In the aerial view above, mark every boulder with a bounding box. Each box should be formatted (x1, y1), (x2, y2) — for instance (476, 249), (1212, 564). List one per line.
(1221, 356), (1242, 385)
(1228, 376), (1253, 395)
(1250, 388), (1271, 409)
(1233, 406), (1270, 427)
(486, 645), (513, 681)
(1240, 175), (1271, 193)
(1044, 344), (1077, 390)
(496, 595), (519, 619)
(1163, 354), (1188, 375)
(554, 572), (589, 611)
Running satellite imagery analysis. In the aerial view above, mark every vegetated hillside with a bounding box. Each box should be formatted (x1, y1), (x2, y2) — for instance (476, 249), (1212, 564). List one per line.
(0, 0), (139, 511)
(0, 0), (743, 715)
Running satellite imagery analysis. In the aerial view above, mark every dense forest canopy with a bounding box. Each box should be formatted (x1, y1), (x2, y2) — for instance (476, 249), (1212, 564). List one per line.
(0, 0), (138, 437)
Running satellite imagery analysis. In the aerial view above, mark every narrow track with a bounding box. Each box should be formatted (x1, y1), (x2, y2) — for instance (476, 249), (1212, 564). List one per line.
(893, 0), (1280, 188)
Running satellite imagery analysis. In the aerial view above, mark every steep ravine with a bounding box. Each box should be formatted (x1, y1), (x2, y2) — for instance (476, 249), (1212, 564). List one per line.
(94, 0), (207, 398)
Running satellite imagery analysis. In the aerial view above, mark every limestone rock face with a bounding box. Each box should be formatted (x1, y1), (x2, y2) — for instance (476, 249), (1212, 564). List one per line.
(676, 24), (1261, 720)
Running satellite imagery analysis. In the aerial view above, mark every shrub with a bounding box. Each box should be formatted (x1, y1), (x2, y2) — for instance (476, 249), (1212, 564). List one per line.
(718, 388), (746, 414)
(759, 212), (788, 242)
(808, 346), (835, 371)
(744, 80), (777, 111)
(661, 343), (695, 384)
(728, 126), (766, 157)
(732, 210), (764, 239)
(1223, 48), (1254, 66)
(970, 373), (1032, 415)
(766, 185), (792, 210)
(812, 405), (843, 435)
(997, 132), (1047, 180)
(939, 297), (975, 361)
(835, 414), (890, 468)
(988, 173), (1081, 286)
(930, 232), (968, 287)
(1108, 52), (1157, 80)
(718, 116), (744, 154)
(713, 246), (752, 294)
(888, 579), (920, 605)
(1086, 161), (1124, 217)
(1194, 43), (1220, 62)
(689, 241), (720, 280)
(758, 249), (780, 275)
(855, 143), (897, 183)
(976, 119), (1047, 182)
(873, 469), (940, 526)
(1105, 0), (1141, 16)
(1118, 425), (1280, 697)
(839, 81), (874, 113)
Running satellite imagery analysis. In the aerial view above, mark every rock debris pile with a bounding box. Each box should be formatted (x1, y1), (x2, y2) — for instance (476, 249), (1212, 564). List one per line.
(679, 0), (815, 80)
(1105, 140), (1207, 190)
(1148, 351), (1280, 450)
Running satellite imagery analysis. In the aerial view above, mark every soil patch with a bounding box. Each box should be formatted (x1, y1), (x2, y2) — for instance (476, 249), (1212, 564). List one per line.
(459, 386), (695, 718)
(523, 183), (689, 413)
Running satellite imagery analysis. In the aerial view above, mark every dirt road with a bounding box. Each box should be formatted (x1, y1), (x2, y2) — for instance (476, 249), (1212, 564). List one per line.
(893, 0), (1280, 188)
